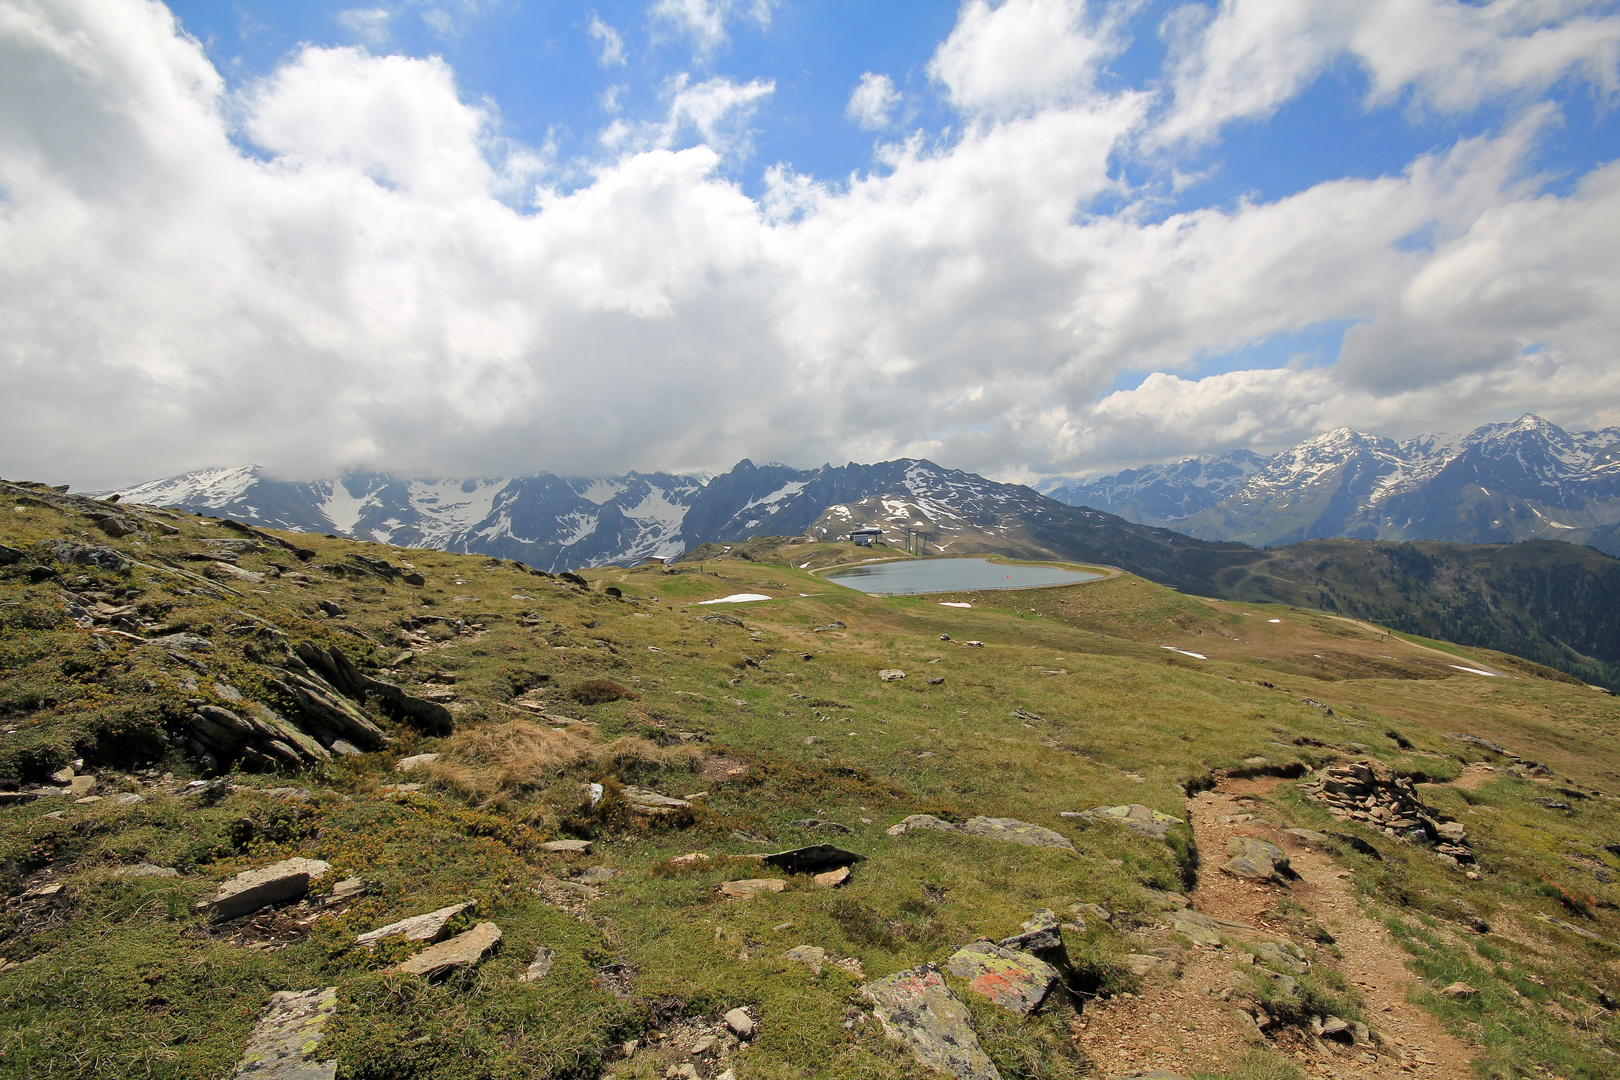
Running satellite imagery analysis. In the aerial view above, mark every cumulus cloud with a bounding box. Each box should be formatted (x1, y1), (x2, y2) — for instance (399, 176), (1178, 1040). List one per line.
(587, 14), (625, 67)
(846, 72), (899, 130)
(2, 0), (1619, 490)
(1158, 0), (1620, 144)
(928, 0), (1127, 117)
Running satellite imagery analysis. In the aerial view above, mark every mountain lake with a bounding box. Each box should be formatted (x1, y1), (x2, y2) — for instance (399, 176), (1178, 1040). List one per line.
(822, 557), (1102, 595)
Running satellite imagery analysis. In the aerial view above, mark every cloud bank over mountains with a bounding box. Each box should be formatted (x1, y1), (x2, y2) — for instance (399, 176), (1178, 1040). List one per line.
(2, 0), (1618, 489)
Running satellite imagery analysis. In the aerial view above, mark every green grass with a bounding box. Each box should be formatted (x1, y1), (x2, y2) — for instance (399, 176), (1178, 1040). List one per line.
(2, 503), (1620, 1078)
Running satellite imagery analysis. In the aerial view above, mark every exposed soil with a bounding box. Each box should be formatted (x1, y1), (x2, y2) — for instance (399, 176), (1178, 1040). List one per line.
(1078, 777), (1476, 1079)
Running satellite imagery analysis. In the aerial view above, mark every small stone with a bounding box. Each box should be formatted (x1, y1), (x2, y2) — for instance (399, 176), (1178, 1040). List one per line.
(66, 775), (96, 797)
(115, 793), (144, 806)
(814, 866), (851, 888)
(520, 946), (556, 982)
(724, 1007), (757, 1039)
(542, 839), (593, 854)
(1121, 954), (1169, 977)
(718, 878), (787, 900)
(577, 866), (616, 885)
(396, 921), (502, 978)
(784, 945), (827, 974)
(669, 852), (711, 867)
(878, 669), (906, 681)
(1440, 981), (1478, 999)
(665, 1064), (699, 1079)
(395, 753), (441, 772)
(229, 987), (338, 1079)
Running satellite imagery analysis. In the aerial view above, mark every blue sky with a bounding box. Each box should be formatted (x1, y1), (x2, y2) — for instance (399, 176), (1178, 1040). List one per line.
(3, 0), (1619, 486)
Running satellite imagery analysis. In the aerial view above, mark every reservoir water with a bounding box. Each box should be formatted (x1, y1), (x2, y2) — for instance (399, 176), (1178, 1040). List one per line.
(822, 557), (1102, 596)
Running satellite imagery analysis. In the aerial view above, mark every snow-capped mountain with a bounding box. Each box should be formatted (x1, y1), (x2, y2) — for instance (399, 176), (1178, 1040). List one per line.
(1045, 415), (1620, 552)
(98, 458), (1074, 572)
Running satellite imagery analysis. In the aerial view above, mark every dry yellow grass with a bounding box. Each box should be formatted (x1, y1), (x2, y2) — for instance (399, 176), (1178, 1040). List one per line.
(422, 720), (701, 802)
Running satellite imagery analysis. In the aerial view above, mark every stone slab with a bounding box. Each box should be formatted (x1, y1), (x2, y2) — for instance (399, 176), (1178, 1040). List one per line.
(396, 921), (502, 978)
(355, 900), (475, 948)
(204, 858), (330, 922)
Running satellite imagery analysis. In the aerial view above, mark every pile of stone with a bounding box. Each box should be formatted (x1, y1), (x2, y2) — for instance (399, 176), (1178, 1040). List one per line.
(1300, 760), (1472, 865)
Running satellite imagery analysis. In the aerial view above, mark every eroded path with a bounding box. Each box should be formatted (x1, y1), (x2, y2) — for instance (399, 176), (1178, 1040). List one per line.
(1078, 777), (1476, 1080)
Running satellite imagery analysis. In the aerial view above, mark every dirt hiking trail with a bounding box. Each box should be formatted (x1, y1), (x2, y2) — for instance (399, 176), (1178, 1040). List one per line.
(1077, 776), (1475, 1080)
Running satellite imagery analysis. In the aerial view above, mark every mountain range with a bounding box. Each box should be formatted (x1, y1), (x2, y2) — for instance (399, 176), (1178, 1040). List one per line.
(1042, 414), (1620, 555)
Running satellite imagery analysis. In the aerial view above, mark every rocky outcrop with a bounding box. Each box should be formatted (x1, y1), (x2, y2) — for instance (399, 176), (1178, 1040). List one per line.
(862, 964), (1002, 1080)
(1300, 759), (1473, 864)
(230, 987), (338, 1079)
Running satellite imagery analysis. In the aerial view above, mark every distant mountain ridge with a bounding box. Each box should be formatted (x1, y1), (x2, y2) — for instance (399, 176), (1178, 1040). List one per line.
(1043, 414), (1620, 554)
(99, 459), (1057, 574)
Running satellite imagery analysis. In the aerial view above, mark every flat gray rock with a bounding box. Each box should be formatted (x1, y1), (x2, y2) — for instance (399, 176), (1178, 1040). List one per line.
(115, 863), (178, 878)
(1249, 940), (1308, 974)
(888, 814), (958, 836)
(621, 786), (691, 814)
(943, 941), (1062, 1014)
(998, 909), (1063, 954)
(230, 986), (338, 1079)
(541, 839), (592, 854)
(862, 964), (1002, 1080)
(783, 945), (827, 975)
(960, 817), (1074, 852)
(203, 858), (331, 922)
(520, 946), (556, 983)
(396, 921), (502, 978)
(355, 900), (475, 948)
(1222, 837), (1291, 881)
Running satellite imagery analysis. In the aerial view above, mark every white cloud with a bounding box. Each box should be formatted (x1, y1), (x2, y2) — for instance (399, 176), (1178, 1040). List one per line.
(846, 72), (899, 130)
(651, 0), (773, 57)
(928, 0), (1127, 118)
(2, 0), (1620, 491)
(587, 13), (625, 67)
(600, 72), (774, 157)
(336, 7), (391, 48)
(1159, 0), (1620, 144)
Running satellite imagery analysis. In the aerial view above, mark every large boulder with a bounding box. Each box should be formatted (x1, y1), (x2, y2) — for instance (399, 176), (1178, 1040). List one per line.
(960, 817), (1075, 853)
(862, 964), (1002, 1080)
(201, 858), (330, 921)
(230, 987), (338, 1079)
(944, 941), (1064, 1014)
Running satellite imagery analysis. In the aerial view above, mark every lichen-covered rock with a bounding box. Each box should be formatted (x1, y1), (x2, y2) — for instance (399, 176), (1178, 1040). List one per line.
(960, 817), (1075, 852)
(230, 987), (338, 1079)
(944, 941), (1063, 1014)
(862, 964), (1001, 1080)
(1069, 804), (1184, 839)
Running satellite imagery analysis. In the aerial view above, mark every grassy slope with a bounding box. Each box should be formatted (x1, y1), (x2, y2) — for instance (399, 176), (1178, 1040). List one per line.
(1, 494), (1619, 1080)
